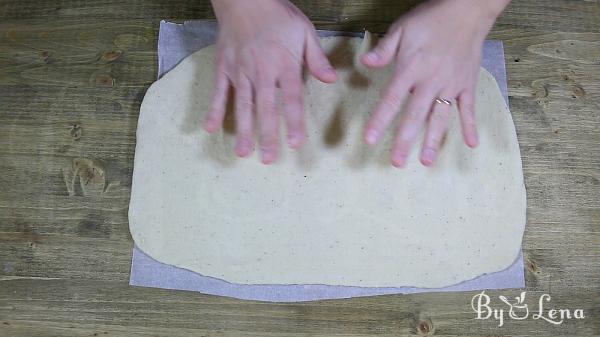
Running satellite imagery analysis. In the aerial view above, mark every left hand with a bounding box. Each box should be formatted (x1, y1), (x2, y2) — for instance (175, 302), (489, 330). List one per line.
(361, 0), (509, 167)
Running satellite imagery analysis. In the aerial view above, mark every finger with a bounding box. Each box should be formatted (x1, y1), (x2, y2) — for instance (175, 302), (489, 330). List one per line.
(361, 25), (402, 68)
(420, 97), (452, 166)
(391, 86), (437, 167)
(280, 65), (305, 149)
(305, 29), (337, 83)
(256, 78), (279, 164)
(234, 74), (255, 157)
(204, 61), (230, 133)
(364, 68), (413, 145)
(458, 85), (479, 148)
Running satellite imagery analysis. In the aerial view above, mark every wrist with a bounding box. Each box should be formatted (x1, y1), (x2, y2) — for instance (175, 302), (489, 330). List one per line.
(450, 0), (509, 39)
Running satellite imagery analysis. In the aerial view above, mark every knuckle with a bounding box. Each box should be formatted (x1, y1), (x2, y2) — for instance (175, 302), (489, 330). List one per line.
(286, 118), (303, 129)
(368, 114), (386, 130)
(381, 92), (404, 109)
(207, 111), (221, 122)
(236, 99), (254, 112)
(460, 113), (477, 128)
(464, 119), (477, 129)
(258, 96), (277, 111)
(235, 76), (251, 90)
(261, 133), (279, 146)
(237, 129), (253, 140)
(285, 101), (303, 116)
(428, 132), (444, 147)
(237, 118), (254, 133)
(405, 105), (427, 121)
(394, 137), (412, 152)
(287, 122), (304, 134)
(398, 53), (419, 70)
(430, 109), (449, 123)
(465, 103), (476, 114)
(460, 103), (476, 118)
(209, 101), (224, 112)
(396, 124), (417, 143)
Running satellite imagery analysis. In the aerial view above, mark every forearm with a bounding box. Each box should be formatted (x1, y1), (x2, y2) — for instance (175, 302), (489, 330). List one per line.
(465, 0), (511, 20)
(485, 0), (511, 17)
(211, 0), (283, 22)
(442, 0), (510, 39)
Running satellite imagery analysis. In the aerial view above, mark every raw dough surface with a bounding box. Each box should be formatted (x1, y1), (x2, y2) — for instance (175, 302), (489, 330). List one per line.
(129, 36), (526, 288)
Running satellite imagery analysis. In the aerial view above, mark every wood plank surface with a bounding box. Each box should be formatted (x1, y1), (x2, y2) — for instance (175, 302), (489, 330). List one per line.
(1, 0), (599, 336)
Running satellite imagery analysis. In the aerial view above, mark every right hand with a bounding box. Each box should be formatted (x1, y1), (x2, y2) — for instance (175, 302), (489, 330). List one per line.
(205, 0), (337, 164)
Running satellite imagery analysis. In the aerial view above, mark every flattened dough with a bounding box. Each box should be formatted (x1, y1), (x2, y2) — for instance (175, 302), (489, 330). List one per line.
(129, 36), (526, 288)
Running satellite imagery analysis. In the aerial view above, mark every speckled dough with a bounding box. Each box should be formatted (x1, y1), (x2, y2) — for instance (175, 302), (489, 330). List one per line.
(129, 36), (526, 288)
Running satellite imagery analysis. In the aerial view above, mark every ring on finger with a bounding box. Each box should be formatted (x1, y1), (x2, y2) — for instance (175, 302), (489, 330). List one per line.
(435, 97), (452, 106)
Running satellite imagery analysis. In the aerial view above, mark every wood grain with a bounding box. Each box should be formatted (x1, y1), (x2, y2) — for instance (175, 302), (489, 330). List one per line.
(1, 0), (599, 336)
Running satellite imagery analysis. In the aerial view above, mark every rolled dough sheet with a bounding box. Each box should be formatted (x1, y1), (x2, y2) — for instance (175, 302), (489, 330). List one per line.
(129, 33), (527, 289)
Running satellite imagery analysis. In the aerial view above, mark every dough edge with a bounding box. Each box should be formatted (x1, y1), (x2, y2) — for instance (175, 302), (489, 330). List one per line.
(129, 37), (526, 289)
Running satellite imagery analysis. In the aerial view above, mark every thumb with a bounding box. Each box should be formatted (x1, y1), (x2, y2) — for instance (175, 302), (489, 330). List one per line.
(305, 30), (337, 83)
(361, 26), (402, 68)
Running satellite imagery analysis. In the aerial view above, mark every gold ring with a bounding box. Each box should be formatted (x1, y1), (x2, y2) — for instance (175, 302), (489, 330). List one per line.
(435, 98), (452, 106)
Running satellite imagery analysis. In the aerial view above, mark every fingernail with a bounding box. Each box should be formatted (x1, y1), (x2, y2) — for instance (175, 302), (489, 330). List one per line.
(324, 67), (337, 79)
(288, 133), (303, 149)
(204, 119), (215, 132)
(365, 130), (379, 144)
(467, 133), (479, 148)
(421, 148), (437, 166)
(366, 52), (379, 62)
(261, 148), (275, 165)
(391, 153), (407, 168)
(235, 139), (252, 157)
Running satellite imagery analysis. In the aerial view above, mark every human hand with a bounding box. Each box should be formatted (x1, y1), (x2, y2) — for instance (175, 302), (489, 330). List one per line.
(361, 0), (510, 167)
(205, 0), (337, 164)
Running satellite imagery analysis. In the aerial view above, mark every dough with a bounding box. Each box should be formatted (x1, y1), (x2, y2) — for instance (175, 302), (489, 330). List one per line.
(129, 36), (526, 288)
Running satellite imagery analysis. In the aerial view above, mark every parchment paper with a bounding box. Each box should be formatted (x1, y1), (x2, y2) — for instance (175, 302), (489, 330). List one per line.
(129, 20), (524, 302)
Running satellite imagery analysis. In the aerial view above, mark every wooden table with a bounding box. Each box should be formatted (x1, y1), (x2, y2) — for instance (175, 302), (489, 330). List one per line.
(1, 1), (598, 335)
